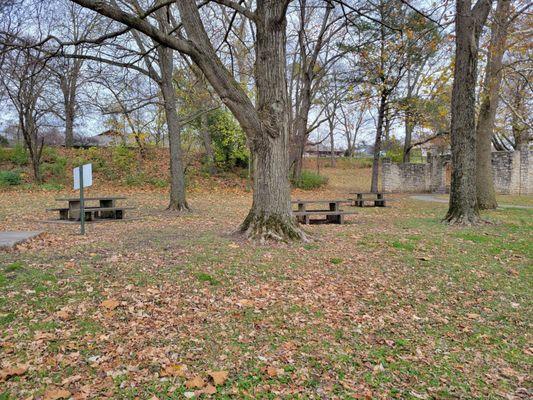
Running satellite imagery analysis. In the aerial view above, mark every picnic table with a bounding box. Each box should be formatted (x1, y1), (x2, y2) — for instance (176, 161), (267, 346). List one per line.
(47, 196), (133, 221)
(291, 199), (355, 224)
(349, 192), (393, 207)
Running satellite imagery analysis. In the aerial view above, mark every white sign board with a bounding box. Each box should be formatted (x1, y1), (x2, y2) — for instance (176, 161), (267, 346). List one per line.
(73, 163), (93, 190)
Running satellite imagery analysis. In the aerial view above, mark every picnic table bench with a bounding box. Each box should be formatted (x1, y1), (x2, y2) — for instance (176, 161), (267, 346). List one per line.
(291, 199), (355, 224)
(47, 196), (134, 221)
(348, 192), (395, 207)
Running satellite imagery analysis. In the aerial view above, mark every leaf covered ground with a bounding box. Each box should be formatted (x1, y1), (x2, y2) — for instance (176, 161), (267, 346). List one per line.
(0, 166), (531, 399)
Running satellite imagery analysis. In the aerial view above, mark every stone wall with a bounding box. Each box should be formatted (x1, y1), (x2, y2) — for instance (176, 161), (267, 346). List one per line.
(382, 148), (532, 194)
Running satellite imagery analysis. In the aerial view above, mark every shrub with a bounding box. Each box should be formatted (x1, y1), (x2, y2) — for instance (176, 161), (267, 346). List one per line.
(10, 144), (29, 165)
(0, 170), (22, 186)
(85, 146), (108, 170)
(207, 109), (249, 170)
(0, 147), (10, 162)
(0, 135), (8, 147)
(148, 177), (168, 188)
(124, 172), (146, 186)
(292, 170), (328, 190)
(39, 182), (64, 191)
(37, 147), (68, 182)
(112, 145), (137, 172)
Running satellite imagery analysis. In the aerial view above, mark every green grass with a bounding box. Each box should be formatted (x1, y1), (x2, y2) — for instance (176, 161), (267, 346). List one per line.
(196, 272), (221, 285)
(0, 189), (531, 398)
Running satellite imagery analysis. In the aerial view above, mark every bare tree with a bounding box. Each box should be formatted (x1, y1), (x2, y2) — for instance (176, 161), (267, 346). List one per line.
(289, 0), (348, 181)
(0, 46), (53, 182)
(70, 0), (306, 241)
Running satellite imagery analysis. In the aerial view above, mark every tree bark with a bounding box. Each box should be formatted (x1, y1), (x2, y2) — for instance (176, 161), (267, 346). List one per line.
(238, 0), (304, 241)
(371, 91), (387, 193)
(476, 0), (510, 210)
(444, 0), (492, 224)
(158, 46), (190, 211)
(403, 117), (414, 163)
(328, 117), (336, 167)
(200, 112), (217, 175)
(403, 71), (414, 163)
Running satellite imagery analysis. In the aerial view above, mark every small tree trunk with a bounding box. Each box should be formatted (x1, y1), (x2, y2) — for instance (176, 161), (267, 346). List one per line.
(159, 47), (190, 212)
(403, 118), (414, 163)
(292, 152), (303, 183)
(444, 0), (491, 224)
(200, 113), (217, 175)
(476, 0), (510, 210)
(329, 125), (336, 167)
(371, 91), (386, 193)
(65, 104), (75, 148)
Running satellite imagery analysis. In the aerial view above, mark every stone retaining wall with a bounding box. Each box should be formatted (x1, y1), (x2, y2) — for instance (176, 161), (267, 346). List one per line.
(382, 148), (532, 194)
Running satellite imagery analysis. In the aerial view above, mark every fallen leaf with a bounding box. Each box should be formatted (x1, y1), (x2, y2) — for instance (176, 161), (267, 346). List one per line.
(208, 370), (228, 385)
(161, 364), (187, 378)
(185, 375), (205, 389)
(237, 299), (254, 307)
(100, 299), (120, 310)
(183, 392), (195, 399)
(196, 384), (217, 395)
(56, 309), (71, 320)
(43, 388), (71, 400)
(466, 313), (479, 319)
(266, 366), (278, 377)
(0, 364), (28, 381)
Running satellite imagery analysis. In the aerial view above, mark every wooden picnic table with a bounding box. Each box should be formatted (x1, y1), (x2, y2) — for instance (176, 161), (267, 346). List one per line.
(291, 199), (355, 224)
(348, 192), (392, 207)
(48, 196), (132, 221)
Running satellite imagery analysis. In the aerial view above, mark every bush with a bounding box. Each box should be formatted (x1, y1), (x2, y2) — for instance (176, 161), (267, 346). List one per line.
(10, 144), (29, 165)
(39, 182), (64, 191)
(207, 109), (249, 170)
(0, 135), (8, 147)
(292, 170), (328, 190)
(0, 170), (22, 186)
(37, 147), (68, 182)
(112, 145), (137, 172)
(0, 147), (10, 162)
(124, 172), (146, 186)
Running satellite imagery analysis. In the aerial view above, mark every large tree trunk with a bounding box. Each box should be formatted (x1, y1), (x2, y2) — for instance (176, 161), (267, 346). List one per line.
(159, 47), (190, 211)
(444, 0), (492, 224)
(239, 0), (304, 241)
(371, 91), (386, 193)
(476, 0), (510, 210)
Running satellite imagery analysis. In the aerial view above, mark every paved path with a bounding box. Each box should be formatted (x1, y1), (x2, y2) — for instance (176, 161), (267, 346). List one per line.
(0, 231), (43, 250)
(410, 195), (532, 209)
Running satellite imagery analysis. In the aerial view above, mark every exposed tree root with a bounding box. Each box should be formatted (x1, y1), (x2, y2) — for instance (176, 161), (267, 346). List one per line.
(443, 209), (481, 225)
(477, 198), (498, 211)
(167, 201), (191, 212)
(238, 211), (307, 243)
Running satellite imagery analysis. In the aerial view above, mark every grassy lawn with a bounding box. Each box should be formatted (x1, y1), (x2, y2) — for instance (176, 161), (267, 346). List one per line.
(0, 168), (531, 399)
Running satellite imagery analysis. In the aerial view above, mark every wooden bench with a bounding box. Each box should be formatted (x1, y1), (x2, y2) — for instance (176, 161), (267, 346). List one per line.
(291, 200), (356, 224)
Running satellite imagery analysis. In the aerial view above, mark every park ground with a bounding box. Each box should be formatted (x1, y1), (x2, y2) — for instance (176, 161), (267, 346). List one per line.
(0, 163), (532, 399)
